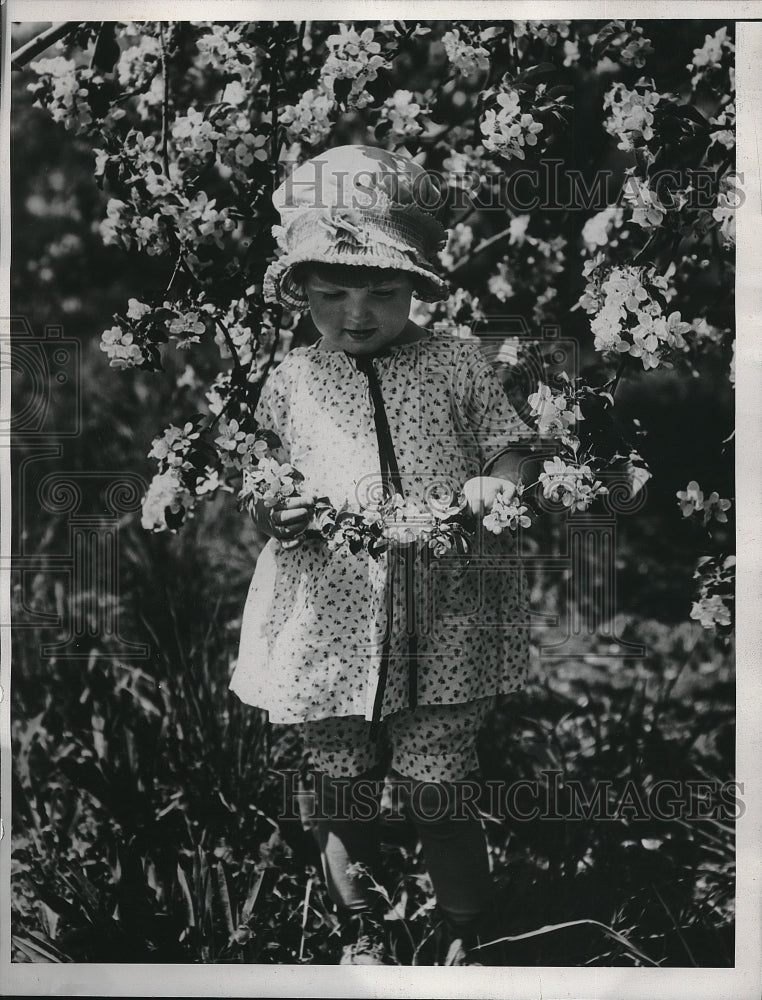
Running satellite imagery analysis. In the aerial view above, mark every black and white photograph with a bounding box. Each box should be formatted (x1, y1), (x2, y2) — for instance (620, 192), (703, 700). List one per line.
(2, 3), (760, 996)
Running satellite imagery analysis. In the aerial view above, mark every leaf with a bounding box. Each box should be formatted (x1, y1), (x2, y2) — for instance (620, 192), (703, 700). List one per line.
(214, 862), (235, 936)
(60, 866), (101, 919)
(12, 933), (69, 964)
(470, 917), (659, 967)
(515, 62), (557, 85)
(240, 870), (266, 925)
(176, 863), (196, 928)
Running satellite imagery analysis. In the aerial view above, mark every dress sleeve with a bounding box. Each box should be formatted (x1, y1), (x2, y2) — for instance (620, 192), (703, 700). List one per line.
(455, 341), (539, 473)
(253, 360), (292, 465)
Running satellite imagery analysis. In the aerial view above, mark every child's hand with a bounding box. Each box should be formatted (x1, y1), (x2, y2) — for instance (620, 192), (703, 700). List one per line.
(463, 476), (516, 518)
(256, 496), (314, 544)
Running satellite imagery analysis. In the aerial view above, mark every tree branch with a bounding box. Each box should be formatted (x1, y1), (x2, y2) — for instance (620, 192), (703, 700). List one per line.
(451, 224), (513, 273)
(159, 23), (171, 176)
(11, 22), (80, 70)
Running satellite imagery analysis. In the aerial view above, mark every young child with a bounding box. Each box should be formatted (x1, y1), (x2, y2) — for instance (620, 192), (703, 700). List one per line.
(230, 145), (535, 964)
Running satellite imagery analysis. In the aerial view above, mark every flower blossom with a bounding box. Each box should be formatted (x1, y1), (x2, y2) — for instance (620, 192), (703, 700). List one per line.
(513, 22), (571, 46)
(483, 489), (532, 533)
(709, 102), (735, 151)
(438, 223), (474, 270)
(441, 28), (490, 76)
(149, 422), (201, 471)
(481, 89), (543, 161)
(527, 381), (584, 438)
(676, 480), (704, 517)
(603, 81), (663, 153)
(378, 89), (426, 141)
(578, 257), (691, 370)
(539, 456), (608, 513)
(488, 262), (515, 302)
(168, 309), (208, 348)
(690, 594), (731, 629)
(141, 469), (196, 532)
(688, 26), (735, 87)
(581, 207), (625, 251)
(100, 326), (145, 369)
(215, 418), (266, 470)
(563, 39), (581, 66)
(621, 175), (667, 229)
(713, 176), (737, 247)
(281, 85), (335, 146)
(243, 457), (299, 507)
(323, 25), (390, 109)
(117, 32), (162, 91)
(676, 480), (732, 526)
(442, 145), (489, 191)
(195, 23), (262, 88)
(29, 57), (95, 134)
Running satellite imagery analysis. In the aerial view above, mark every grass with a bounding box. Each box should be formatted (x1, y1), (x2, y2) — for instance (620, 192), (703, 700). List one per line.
(10, 493), (735, 966)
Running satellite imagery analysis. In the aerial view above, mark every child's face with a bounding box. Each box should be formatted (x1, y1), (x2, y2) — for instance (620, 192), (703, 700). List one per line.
(303, 266), (415, 354)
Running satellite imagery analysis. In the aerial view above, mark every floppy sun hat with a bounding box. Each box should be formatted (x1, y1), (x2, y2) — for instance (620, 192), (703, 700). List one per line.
(263, 145), (450, 310)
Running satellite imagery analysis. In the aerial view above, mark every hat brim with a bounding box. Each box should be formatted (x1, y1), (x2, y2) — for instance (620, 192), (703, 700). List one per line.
(264, 249), (450, 310)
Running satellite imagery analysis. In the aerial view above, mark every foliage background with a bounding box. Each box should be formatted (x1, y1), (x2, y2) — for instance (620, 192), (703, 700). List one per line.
(10, 18), (735, 967)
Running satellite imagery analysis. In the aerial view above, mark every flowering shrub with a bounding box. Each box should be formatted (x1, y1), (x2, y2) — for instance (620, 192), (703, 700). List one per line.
(577, 255), (691, 370)
(24, 18), (735, 631)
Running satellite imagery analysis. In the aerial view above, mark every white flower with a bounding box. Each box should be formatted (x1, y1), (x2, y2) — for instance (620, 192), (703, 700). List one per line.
(622, 175), (667, 229)
(172, 108), (219, 162)
(441, 28), (490, 76)
(379, 89), (426, 141)
(117, 32), (161, 91)
(195, 23), (262, 88)
(509, 214), (531, 245)
(29, 56), (94, 134)
(689, 26), (735, 88)
(215, 418), (261, 470)
(480, 89), (543, 161)
(527, 381), (583, 437)
(488, 262), (514, 302)
(168, 309), (207, 348)
(709, 102), (735, 151)
(281, 84), (335, 146)
(581, 206), (625, 250)
(713, 192), (736, 247)
(99, 326), (144, 369)
(148, 422), (200, 469)
(513, 22), (571, 46)
(126, 298), (152, 321)
(539, 456), (607, 513)
(690, 594), (731, 629)
(141, 469), (196, 532)
(579, 260), (690, 370)
(603, 81), (663, 153)
(563, 39), (581, 66)
(438, 223), (474, 270)
(483, 488), (532, 534)
(323, 24), (391, 109)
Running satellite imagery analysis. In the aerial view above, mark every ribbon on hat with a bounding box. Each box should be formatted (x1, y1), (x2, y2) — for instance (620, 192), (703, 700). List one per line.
(317, 208), (370, 246)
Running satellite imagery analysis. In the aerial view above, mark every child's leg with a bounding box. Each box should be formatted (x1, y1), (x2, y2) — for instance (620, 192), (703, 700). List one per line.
(389, 697), (495, 927)
(301, 715), (384, 913)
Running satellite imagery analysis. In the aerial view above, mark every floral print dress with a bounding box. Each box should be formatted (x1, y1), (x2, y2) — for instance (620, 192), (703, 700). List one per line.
(230, 331), (534, 723)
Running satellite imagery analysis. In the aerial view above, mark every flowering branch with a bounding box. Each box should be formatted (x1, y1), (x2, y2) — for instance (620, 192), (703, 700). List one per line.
(10, 22), (79, 70)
